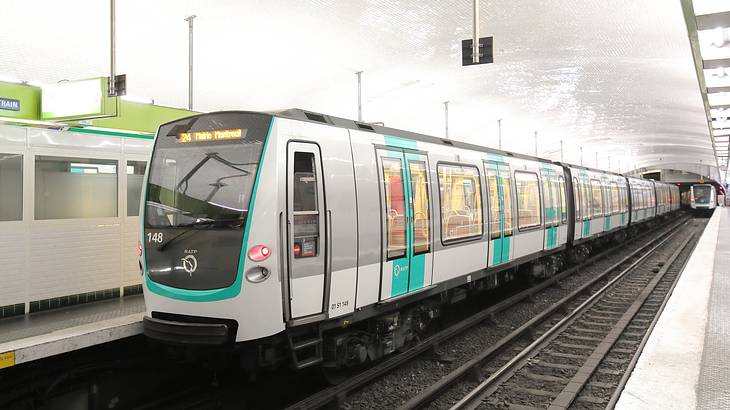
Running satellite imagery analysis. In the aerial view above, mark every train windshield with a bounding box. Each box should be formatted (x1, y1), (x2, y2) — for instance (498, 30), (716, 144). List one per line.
(145, 113), (272, 229)
(694, 185), (711, 203)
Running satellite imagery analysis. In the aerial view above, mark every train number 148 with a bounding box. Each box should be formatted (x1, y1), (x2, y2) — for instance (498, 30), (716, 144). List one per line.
(147, 232), (164, 243)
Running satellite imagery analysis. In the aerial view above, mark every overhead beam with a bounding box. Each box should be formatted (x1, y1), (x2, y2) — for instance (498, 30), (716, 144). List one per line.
(708, 86), (730, 93)
(696, 11), (730, 31)
(704, 58), (730, 69)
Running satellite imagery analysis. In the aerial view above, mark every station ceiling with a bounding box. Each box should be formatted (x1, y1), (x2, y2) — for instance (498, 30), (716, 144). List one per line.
(1, 0), (726, 181)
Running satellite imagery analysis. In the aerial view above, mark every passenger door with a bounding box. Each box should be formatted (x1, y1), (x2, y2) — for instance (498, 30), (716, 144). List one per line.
(376, 149), (433, 300)
(287, 142), (327, 319)
(485, 161), (513, 266)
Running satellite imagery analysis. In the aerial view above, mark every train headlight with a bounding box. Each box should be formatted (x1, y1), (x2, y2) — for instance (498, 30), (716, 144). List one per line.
(248, 245), (271, 262)
(245, 266), (270, 283)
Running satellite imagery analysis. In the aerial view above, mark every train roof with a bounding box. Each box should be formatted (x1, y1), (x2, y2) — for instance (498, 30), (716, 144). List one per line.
(273, 108), (557, 165)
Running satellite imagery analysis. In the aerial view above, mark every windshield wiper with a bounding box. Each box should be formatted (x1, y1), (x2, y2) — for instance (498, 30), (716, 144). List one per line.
(157, 220), (216, 251)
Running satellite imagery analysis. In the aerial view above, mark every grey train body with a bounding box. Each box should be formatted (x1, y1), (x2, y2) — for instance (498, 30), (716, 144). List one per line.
(140, 109), (680, 372)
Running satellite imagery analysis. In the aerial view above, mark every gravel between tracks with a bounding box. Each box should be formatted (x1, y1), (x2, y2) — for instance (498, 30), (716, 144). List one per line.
(342, 220), (688, 410)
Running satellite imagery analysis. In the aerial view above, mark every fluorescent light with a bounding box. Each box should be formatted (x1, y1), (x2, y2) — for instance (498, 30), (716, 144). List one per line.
(713, 120), (730, 128)
(705, 68), (730, 87)
(714, 129), (730, 136)
(0, 75), (23, 84)
(709, 92), (730, 106)
(121, 95), (154, 104)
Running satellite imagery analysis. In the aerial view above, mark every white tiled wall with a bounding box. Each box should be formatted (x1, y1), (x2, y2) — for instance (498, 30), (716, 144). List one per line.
(0, 124), (151, 308)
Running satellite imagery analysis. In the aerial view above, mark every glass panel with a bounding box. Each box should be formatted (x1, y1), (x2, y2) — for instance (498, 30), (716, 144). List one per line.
(486, 166), (501, 239)
(559, 176), (567, 223)
(515, 172), (541, 229)
(409, 161), (430, 254)
(501, 169), (513, 236)
(293, 152), (318, 212)
(611, 183), (620, 214)
(552, 177), (557, 224)
(35, 156), (118, 220)
(292, 152), (320, 258)
(145, 112), (270, 229)
(581, 179), (590, 220)
(0, 153), (22, 221)
(590, 179), (603, 217)
(383, 158), (406, 259)
(573, 177), (581, 222)
(126, 161), (147, 216)
(438, 164), (483, 242)
(541, 175), (553, 226)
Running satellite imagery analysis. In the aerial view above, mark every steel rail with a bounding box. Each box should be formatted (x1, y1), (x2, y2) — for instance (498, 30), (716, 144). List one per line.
(399, 216), (689, 410)
(605, 228), (699, 410)
(286, 216), (686, 410)
(449, 220), (691, 410)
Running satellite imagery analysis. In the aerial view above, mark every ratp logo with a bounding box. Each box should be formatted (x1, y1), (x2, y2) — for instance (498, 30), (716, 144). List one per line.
(393, 264), (409, 277)
(181, 255), (198, 276)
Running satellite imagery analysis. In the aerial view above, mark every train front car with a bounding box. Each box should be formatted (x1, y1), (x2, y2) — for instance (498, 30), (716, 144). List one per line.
(140, 112), (286, 349)
(690, 184), (716, 215)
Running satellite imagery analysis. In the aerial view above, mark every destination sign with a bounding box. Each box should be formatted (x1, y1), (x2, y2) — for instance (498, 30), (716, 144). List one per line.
(177, 128), (246, 143)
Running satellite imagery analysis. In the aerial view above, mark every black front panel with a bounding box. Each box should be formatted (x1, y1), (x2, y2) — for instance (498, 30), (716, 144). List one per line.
(144, 112), (272, 290)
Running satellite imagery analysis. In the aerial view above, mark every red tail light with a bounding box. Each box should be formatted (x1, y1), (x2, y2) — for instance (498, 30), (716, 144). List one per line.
(248, 245), (271, 262)
(293, 243), (301, 256)
(137, 240), (143, 257)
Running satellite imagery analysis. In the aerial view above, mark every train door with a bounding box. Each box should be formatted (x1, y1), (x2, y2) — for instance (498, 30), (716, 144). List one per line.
(485, 161), (513, 266)
(540, 168), (559, 250)
(286, 142), (327, 319)
(376, 149), (433, 300)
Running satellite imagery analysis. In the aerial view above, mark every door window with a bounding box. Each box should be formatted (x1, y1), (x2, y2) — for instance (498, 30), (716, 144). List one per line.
(558, 176), (567, 223)
(409, 161), (430, 254)
(383, 158), (407, 259)
(590, 179), (603, 217)
(292, 152), (320, 258)
(573, 177), (581, 222)
(501, 168), (513, 235)
(486, 167), (500, 239)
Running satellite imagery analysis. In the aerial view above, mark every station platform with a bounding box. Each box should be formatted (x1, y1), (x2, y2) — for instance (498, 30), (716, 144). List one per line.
(616, 207), (729, 409)
(0, 295), (144, 369)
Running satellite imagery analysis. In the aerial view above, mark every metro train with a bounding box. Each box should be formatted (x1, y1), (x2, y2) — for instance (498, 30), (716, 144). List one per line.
(682, 183), (716, 215)
(139, 110), (680, 374)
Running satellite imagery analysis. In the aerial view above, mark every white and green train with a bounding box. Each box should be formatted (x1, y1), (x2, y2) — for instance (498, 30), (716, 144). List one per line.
(139, 109), (680, 373)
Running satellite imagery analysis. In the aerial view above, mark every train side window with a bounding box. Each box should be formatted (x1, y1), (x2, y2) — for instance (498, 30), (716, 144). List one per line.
(590, 179), (603, 218)
(0, 153), (22, 221)
(35, 156), (118, 220)
(515, 171), (541, 230)
(409, 161), (430, 254)
(573, 177), (581, 222)
(558, 176), (567, 223)
(541, 173), (556, 227)
(383, 158), (406, 259)
(126, 160), (147, 217)
(438, 164), (483, 242)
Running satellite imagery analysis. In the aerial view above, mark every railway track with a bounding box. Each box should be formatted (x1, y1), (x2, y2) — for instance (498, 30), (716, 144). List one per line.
(285, 216), (692, 410)
(419, 218), (701, 410)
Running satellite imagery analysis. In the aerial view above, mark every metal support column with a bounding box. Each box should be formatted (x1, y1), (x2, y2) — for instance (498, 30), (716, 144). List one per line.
(356, 71), (363, 122)
(498, 118), (502, 150)
(472, 0), (480, 64)
(185, 15), (196, 111)
(109, 0), (116, 96)
(444, 101), (449, 138)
